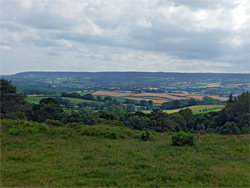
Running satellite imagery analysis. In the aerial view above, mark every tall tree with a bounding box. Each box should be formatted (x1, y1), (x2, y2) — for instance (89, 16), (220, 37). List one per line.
(0, 79), (26, 119)
(149, 109), (174, 132)
(179, 108), (194, 130)
(25, 97), (64, 122)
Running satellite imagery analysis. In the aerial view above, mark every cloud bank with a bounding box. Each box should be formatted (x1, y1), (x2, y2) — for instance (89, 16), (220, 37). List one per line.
(0, 0), (249, 74)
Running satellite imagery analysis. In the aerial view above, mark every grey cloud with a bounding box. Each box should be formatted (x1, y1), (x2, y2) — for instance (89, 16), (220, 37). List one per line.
(0, 22), (26, 31)
(172, 0), (235, 9)
(0, 0), (249, 74)
(21, 12), (74, 30)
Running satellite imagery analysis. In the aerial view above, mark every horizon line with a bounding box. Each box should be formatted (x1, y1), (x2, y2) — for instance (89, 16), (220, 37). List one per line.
(1, 71), (250, 76)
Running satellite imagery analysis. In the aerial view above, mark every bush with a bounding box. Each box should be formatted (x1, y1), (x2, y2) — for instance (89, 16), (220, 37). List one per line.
(241, 124), (249, 134)
(140, 131), (150, 141)
(9, 126), (24, 135)
(78, 125), (106, 137)
(8, 121), (48, 135)
(171, 131), (194, 146)
(67, 122), (81, 129)
(45, 119), (64, 127)
(220, 122), (240, 135)
(60, 128), (73, 138)
(106, 131), (118, 139)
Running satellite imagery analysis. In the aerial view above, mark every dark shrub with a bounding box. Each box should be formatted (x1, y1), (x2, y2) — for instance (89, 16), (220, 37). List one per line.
(140, 131), (150, 141)
(106, 131), (118, 139)
(172, 131), (194, 146)
(199, 130), (206, 135)
(67, 122), (81, 129)
(220, 122), (240, 135)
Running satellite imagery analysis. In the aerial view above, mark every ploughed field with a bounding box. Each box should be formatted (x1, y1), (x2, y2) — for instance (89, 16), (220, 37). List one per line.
(1, 120), (249, 187)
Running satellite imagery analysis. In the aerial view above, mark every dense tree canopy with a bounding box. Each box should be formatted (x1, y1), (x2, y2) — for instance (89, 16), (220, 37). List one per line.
(0, 79), (26, 119)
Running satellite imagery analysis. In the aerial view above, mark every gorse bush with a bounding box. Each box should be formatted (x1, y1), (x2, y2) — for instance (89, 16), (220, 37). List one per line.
(171, 131), (194, 146)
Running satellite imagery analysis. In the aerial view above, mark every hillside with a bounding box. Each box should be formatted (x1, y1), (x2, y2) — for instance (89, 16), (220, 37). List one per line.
(1, 120), (249, 187)
(2, 72), (249, 97)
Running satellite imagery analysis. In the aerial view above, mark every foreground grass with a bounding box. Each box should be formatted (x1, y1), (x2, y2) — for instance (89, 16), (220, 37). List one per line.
(1, 120), (249, 187)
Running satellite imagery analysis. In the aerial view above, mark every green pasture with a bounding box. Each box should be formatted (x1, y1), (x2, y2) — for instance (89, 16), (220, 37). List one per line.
(186, 105), (225, 114)
(142, 105), (224, 114)
(26, 96), (49, 104)
(1, 119), (248, 187)
(80, 90), (95, 96)
(26, 94), (61, 104)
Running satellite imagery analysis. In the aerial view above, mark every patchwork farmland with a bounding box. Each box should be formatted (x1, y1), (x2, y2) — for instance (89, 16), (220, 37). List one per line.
(92, 91), (228, 104)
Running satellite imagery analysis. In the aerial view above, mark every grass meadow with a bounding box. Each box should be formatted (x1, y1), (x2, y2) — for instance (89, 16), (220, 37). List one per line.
(1, 119), (249, 187)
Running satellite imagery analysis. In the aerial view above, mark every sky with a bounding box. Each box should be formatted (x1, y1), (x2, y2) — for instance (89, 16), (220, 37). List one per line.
(0, 0), (249, 75)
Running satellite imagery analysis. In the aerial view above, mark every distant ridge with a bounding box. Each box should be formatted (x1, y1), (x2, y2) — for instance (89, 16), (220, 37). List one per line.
(2, 71), (248, 84)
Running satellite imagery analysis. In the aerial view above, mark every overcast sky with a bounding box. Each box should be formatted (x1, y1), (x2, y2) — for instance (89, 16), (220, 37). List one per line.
(0, 0), (249, 74)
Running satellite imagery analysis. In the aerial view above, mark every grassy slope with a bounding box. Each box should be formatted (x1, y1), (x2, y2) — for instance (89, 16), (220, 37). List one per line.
(1, 120), (249, 187)
(186, 105), (225, 114)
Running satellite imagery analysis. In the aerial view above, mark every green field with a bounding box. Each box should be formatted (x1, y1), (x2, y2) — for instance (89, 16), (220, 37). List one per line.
(185, 105), (225, 114)
(142, 105), (225, 114)
(165, 105), (225, 114)
(26, 96), (52, 104)
(25, 97), (43, 104)
(1, 120), (249, 187)
(26, 94), (61, 104)
(80, 91), (95, 96)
